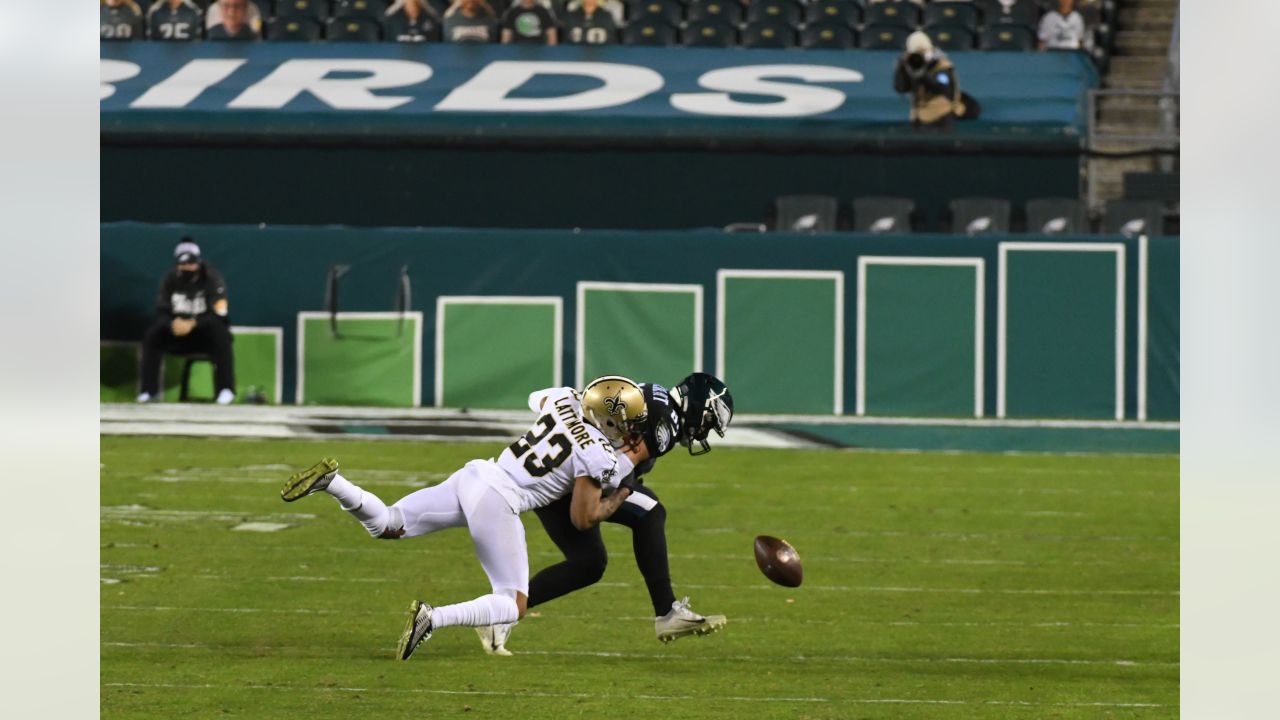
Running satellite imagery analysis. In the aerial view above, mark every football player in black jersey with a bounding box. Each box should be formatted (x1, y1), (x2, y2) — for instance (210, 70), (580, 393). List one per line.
(476, 372), (734, 654)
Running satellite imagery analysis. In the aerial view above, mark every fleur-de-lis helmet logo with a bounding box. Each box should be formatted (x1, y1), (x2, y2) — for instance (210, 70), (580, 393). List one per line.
(603, 390), (627, 417)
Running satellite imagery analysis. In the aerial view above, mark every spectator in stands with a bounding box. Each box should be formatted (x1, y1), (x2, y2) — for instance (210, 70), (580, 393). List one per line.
(147, 0), (203, 41)
(1038, 0), (1089, 50)
(564, 0), (616, 45)
(205, 0), (263, 36)
(386, 0), (444, 42)
(501, 0), (558, 45)
(207, 0), (261, 41)
(893, 31), (968, 130)
(444, 0), (499, 43)
(137, 239), (237, 405)
(563, 0), (624, 25)
(101, 0), (145, 40)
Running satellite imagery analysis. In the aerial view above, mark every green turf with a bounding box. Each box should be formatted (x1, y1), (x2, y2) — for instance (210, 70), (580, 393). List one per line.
(101, 436), (1178, 718)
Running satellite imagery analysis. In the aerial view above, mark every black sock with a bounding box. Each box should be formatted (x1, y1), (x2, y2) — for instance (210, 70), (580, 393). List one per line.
(631, 503), (677, 616)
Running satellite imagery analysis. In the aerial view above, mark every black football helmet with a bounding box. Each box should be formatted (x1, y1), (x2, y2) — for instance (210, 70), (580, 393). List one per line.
(670, 373), (734, 455)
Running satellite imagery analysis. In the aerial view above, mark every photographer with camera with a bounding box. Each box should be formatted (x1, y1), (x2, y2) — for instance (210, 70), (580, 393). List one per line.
(893, 30), (975, 130)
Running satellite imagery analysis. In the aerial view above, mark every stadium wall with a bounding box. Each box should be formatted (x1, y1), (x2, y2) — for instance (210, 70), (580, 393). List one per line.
(101, 223), (1178, 420)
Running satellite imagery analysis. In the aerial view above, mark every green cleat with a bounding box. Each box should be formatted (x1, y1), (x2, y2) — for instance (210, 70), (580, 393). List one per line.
(280, 458), (339, 502)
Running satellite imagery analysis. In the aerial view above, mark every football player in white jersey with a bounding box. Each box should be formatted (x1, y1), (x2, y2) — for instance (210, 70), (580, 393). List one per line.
(476, 373), (735, 655)
(280, 375), (651, 660)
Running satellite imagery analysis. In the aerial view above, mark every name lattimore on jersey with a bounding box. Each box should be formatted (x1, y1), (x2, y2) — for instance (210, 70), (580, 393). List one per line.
(555, 395), (600, 451)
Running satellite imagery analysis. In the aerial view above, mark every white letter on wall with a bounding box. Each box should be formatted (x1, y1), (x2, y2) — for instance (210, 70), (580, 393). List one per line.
(435, 61), (663, 113)
(228, 59), (432, 110)
(101, 60), (141, 101)
(670, 65), (863, 118)
(131, 59), (247, 108)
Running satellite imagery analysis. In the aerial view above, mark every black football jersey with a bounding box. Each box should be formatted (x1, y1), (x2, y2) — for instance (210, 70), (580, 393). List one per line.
(386, 9), (443, 41)
(564, 8), (616, 45)
(101, 3), (145, 40)
(148, 0), (203, 41)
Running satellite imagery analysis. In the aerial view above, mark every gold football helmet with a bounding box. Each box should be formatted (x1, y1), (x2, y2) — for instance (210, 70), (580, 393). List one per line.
(581, 375), (647, 443)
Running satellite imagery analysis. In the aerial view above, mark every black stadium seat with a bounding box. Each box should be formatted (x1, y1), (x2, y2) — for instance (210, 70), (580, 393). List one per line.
(683, 18), (737, 47)
(801, 20), (856, 49)
(976, 0), (1038, 29)
(622, 17), (678, 45)
(852, 196), (915, 234)
(269, 17), (323, 41)
(979, 24), (1034, 50)
(747, 0), (802, 27)
(326, 16), (383, 41)
(949, 197), (1011, 235)
(687, 0), (744, 26)
(1025, 197), (1089, 235)
(742, 20), (796, 49)
(858, 23), (910, 50)
(804, 0), (862, 28)
(775, 195), (838, 233)
(277, 0), (331, 21)
(864, 1), (920, 30)
(628, 0), (684, 27)
(924, 1), (978, 31)
(925, 25), (974, 50)
(1103, 199), (1165, 237)
(333, 0), (387, 21)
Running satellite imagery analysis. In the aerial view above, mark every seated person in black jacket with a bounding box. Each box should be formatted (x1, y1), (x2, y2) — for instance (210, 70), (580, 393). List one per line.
(137, 239), (237, 404)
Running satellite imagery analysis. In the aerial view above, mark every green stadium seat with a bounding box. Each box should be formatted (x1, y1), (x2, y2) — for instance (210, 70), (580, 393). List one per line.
(804, 0), (862, 28)
(979, 24), (1033, 50)
(852, 196), (914, 234)
(775, 195), (838, 232)
(743, 19), (796, 49)
(276, 0), (331, 21)
(801, 20), (856, 49)
(1025, 197), (1089, 234)
(1103, 199), (1164, 237)
(333, 0), (388, 21)
(924, 1), (978, 31)
(683, 18), (737, 47)
(858, 23), (910, 49)
(621, 17), (678, 45)
(268, 17), (323, 40)
(949, 197), (1011, 235)
(925, 24), (974, 50)
(863, 1), (920, 29)
(326, 16), (383, 41)
(687, 0), (744, 26)
(627, 0), (684, 27)
(747, 0), (802, 27)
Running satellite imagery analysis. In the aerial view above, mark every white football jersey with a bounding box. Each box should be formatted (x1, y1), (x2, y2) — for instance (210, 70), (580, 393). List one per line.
(488, 387), (632, 513)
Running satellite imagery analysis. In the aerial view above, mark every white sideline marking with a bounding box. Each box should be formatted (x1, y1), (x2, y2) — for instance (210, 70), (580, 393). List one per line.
(232, 522), (290, 533)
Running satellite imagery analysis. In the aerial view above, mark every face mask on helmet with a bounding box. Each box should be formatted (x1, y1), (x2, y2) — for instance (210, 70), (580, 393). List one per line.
(671, 373), (734, 455)
(581, 375), (648, 444)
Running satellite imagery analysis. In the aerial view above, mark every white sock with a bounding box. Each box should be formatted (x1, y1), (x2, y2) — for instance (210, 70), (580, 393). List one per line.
(431, 594), (519, 629)
(325, 473), (395, 538)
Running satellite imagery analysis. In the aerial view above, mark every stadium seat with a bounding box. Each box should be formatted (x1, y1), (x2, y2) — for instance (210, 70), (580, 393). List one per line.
(979, 24), (1033, 50)
(1025, 197), (1089, 235)
(949, 197), (1011, 235)
(621, 17), (678, 45)
(268, 17), (323, 40)
(326, 16), (383, 41)
(683, 18), (737, 47)
(276, 0), (331, 21)
(863, 1), (920, 30)
(923, 1), (978, 31)
(925, 25), (974, 50)
(742, 20), (796, 49)
(858, 23), (910, 50)
(975, 0), (1037, 28)
(800, 20), (856, 49)
(687, 0), (744, 26)
(627, 0), (684, 27)
(333, 0), (388, 21)
(775, 195), (838, 233)
(804, 0), (862, 28)
(852, 196), (915, 234)
(1103, 199), (1165, 237)
(747, 0), (802, 27)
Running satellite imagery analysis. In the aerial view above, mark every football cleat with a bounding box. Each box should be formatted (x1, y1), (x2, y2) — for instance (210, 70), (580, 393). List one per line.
(396, 600), (434, 661)
(475, 621), (516, 657)
(280, 458), (339, 502)
(655, 597), (726, 643)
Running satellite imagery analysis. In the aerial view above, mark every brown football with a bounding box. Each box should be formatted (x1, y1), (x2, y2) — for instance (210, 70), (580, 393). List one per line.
(754, 535), (803, 588)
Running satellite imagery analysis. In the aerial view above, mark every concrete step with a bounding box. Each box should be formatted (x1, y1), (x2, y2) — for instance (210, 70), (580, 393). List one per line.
(1115, 31), (1171, 55)
(1117, 7), (1178, 26)
(1107, 56), (1169, 79)
(1126, 0), (1179, 10)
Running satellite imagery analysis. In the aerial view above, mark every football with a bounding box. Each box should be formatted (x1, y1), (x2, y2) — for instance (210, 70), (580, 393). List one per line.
(753, 535), (803, 587)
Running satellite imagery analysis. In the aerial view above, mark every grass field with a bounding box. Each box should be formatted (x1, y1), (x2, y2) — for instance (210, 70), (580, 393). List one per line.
(101, 435), (1178, 718)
